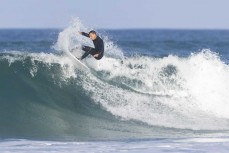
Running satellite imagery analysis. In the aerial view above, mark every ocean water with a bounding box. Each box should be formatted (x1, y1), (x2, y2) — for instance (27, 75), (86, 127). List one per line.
(0, 19), (229, 152)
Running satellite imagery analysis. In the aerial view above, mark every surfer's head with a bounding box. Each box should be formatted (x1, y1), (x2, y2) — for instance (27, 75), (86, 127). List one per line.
(89, 30), (97, 40)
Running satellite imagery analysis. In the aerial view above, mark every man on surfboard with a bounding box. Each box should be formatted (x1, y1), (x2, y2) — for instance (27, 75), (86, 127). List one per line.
(78, 30), (104, 60)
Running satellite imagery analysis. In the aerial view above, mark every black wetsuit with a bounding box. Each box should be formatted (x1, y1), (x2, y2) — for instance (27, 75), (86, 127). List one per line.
(81, 32), (104, 60)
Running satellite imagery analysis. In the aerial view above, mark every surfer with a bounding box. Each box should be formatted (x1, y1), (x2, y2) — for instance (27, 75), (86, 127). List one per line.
(78, 30), (104, 60)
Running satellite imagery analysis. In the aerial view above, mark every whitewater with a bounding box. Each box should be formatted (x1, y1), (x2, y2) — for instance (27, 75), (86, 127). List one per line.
(0, 19), (229, 152)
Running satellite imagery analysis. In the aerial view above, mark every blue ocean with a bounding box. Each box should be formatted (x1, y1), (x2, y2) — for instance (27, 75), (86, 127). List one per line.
(0, 19), (229, 152)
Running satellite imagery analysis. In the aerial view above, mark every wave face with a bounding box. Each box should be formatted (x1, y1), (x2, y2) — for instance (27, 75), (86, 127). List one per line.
(0, 19), (229, 140)
(0, 50), (229, 140)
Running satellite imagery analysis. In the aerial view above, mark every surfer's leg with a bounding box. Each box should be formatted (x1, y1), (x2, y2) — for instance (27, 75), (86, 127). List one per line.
(82, 46), (93, 52)
(81, 46), (97, 60)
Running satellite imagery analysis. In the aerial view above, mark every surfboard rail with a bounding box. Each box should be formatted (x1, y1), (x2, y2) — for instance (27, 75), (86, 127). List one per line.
(66, 51), (89, 70)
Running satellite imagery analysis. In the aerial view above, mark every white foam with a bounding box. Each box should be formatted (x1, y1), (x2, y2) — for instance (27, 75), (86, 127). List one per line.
(83, 50), (229, 130)
(1, 138), (229, 153)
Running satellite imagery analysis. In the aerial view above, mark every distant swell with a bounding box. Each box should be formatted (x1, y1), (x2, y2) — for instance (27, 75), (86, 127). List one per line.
(0, 50), (229, 140)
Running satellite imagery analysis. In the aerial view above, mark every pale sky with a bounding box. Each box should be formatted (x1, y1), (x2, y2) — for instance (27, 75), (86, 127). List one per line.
(0, 0), (229, 29)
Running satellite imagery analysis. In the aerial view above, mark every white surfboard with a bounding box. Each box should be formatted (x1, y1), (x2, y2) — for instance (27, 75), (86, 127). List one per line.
(66, 51), (89, 70)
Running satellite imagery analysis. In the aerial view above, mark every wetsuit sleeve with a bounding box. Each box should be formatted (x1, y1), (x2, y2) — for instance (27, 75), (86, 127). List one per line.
(81, 32), (89, 37)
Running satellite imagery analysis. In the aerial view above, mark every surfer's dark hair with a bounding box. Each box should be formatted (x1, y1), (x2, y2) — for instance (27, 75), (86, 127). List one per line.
(89, 30), (96, 35)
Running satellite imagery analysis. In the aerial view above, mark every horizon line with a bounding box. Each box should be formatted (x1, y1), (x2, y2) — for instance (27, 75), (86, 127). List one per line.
(1, 27), (229, 31)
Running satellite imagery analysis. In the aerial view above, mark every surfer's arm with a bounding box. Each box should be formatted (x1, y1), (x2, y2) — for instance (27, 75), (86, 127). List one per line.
(96, 40), (104, 55)
(80, 32), (89, 37)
